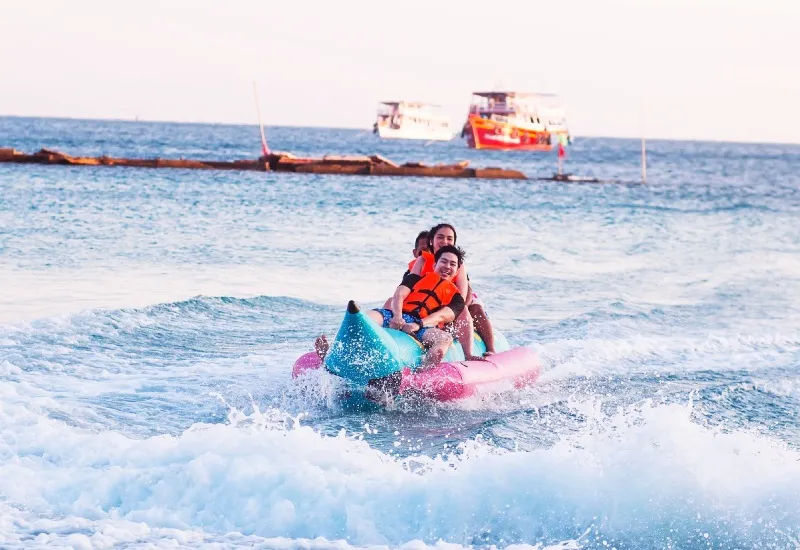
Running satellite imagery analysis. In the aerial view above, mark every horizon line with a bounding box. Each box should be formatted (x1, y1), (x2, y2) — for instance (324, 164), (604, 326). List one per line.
(2, 113), (799, 148)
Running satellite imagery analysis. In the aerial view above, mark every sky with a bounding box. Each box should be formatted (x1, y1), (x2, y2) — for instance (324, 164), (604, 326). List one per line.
(1, 0), (799, 143)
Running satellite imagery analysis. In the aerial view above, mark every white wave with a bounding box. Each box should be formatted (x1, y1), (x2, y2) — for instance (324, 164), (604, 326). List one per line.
(0, 263), (398, 325)
(2, 395), (800, 548)
(535, 331), (800, 382)
(0, 499), (582, 549)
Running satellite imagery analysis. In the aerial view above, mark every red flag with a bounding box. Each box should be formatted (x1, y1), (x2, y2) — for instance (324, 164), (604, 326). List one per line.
(558, 142), (566, 158)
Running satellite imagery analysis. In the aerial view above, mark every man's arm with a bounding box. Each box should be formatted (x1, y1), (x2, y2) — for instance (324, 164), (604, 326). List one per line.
(390, 285), (412, 323)
(410, 256), (425, 275)
(453, 264), (469, 299)
(407, 293), (465, 331)
(392, 274), (422, 331)
(419, 306), (456, 328)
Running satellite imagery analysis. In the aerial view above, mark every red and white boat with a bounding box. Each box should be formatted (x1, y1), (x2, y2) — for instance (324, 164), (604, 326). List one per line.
(462, 91), (570, 151)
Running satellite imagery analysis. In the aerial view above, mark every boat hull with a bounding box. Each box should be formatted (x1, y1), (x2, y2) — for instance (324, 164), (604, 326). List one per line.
(464, 115), (553, 151)
(377, 125), (453, 141)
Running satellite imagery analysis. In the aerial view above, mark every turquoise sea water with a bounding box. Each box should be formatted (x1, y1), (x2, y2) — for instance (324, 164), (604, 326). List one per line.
(1, 116), (800, 549)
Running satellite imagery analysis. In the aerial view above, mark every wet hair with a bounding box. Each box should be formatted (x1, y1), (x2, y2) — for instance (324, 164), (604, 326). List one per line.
(427, 223), (458, 252)
(414, 230), (429, 248)
(434, 245), (465, 267)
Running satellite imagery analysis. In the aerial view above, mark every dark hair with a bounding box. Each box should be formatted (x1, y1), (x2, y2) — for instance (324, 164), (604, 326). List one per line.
(414, 230), (429, 247)
(427, 223), (457, 252)
(434, 245), (465, 267)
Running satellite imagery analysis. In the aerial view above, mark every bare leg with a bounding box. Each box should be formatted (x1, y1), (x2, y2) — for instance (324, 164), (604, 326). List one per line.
(419, 328), (452, 370)
(469, 304), (496, 355)
(454, 308), (485, 361)
(366, 309), (385, 325)
(314, 334), (329, 360)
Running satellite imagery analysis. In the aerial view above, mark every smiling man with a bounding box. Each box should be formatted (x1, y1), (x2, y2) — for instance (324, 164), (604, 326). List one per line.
(366, 245), (466, 370)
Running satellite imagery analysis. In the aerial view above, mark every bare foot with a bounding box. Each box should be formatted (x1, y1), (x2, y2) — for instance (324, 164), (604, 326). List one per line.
(483, 350), (496, 357)
(465, 355), (488, 362)
(314, 334), (329, 361)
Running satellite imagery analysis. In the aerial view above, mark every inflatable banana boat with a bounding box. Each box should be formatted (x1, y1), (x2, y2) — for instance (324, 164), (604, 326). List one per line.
(292, 301), (540, 404)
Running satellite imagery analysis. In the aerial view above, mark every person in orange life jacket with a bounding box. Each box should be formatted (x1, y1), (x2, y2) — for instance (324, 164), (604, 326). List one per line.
(428, 223), (495, 357)
(365, 245), (466, 370)
(313, 244), (465, 368)
(381, 230), (431, 310)
(404, 230), (430, 278)
(317, 231), (432, 361)
(408, 223), (496, 359)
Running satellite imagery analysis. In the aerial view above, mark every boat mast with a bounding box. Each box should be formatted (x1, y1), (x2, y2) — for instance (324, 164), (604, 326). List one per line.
(641, 137), (647, 184)
(640, 98), (647, 184)
(253, 81), (270, 156)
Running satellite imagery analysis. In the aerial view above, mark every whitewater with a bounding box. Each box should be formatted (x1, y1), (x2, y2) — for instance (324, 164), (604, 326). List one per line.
(1, 117), (799, 549)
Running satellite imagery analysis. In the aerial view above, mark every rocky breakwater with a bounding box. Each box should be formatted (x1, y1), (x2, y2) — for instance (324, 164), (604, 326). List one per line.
(0, 148), (528, 180)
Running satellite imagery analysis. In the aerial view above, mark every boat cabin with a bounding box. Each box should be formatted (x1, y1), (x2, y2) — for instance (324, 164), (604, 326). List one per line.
(467, 92), (568, 134)
(376, 101), (450, 130)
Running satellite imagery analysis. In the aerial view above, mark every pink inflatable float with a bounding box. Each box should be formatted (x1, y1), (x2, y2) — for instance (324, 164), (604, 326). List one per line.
(292, 346), (540, 402)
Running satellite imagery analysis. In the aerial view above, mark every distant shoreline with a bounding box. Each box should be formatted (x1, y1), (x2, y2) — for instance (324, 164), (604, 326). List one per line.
(2, 114), (799, 147)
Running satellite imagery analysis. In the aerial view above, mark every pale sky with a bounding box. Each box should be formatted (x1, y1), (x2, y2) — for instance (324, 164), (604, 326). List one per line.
(1, 0), (798, 143)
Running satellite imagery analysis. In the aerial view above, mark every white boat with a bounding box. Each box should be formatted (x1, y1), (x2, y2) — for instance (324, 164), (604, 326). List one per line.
(373, 101), (453, 141)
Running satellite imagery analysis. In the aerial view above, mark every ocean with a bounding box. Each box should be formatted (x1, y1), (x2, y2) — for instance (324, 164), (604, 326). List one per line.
(1, 116), (799, 549)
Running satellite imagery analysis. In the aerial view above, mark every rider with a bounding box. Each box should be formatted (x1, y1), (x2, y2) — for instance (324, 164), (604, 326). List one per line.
(381, 230), (430, 310)
(408, 223), (496, 358)
(315, 245), (466, 372)
(366, 244), (466, 370)
(403, 230), (430, 278)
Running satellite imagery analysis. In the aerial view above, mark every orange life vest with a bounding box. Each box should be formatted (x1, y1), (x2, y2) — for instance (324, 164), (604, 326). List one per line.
(416, 251), (435, 276)
(403, 272), (459, 321)
(417, 250), (468, 290)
